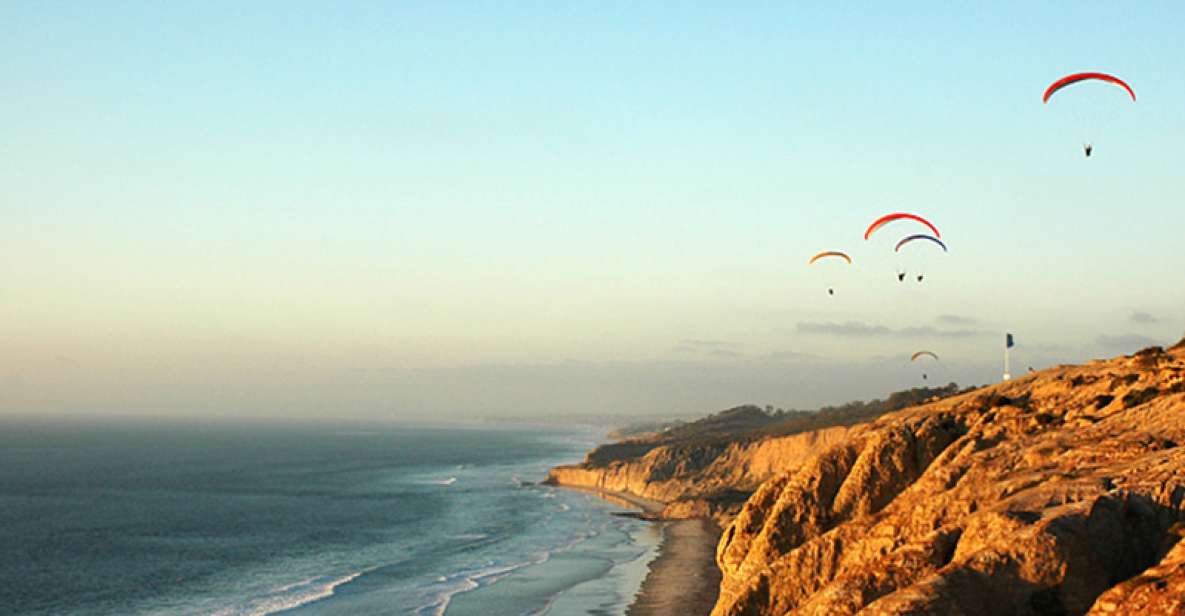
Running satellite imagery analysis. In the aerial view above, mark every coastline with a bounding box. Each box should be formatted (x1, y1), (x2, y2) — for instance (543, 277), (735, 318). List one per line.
(548, 485), (722, 616)
(626, 518), (721, 616)
(550, 485), (667, 515)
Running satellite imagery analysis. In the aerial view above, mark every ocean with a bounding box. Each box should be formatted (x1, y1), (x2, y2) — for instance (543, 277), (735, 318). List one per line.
(0, 417), (660, 615)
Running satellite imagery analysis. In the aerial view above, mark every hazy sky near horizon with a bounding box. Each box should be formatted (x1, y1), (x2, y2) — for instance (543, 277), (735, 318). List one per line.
(3, 2), (1184, 419)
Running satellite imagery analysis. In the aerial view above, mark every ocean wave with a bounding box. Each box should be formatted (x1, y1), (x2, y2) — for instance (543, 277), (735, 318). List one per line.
(206, 571), (363, 616)
(415, 554), (552, 616)
(430, 523), (608, 608)
(447, 533), (490, 541)
(415, 476), (457, 486)
(413, 513), (650, 616)
(271, 576), (321, 594)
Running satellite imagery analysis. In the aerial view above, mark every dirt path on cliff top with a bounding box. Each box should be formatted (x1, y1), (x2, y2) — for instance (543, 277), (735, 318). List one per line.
(627, 518), (722, 616)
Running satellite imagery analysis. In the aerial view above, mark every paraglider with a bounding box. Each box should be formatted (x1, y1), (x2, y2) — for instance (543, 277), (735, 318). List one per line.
(1043, 72), (1135, 157)
(911, 351), (938, 381)
(894, 234), (947, 253)
(865, 214), (941, 283)
(893, 234), (945, 284)
(807, 251), (852, 265)
(808, 251), (851, 296)
(864, 213), (941, 241)
(1043, 72), (1136, 104)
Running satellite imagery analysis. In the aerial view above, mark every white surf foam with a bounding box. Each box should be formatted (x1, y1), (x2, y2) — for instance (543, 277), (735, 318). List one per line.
(415, 553), (554, 616)
(205, 571), (363, 616)
(414, 476), (457, 486)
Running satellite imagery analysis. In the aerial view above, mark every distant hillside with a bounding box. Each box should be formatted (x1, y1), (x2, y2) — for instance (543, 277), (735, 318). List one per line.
(585, 383), (962, 468)
(551, 383), (965, 522)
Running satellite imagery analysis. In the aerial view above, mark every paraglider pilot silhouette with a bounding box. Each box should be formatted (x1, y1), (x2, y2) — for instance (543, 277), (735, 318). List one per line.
(864, 214), (943, 285)
(912, 351), (938, 382)
(808, 251), (851, 296)
(1043, 72), (1135, 157)
(894, 234), (946, 285)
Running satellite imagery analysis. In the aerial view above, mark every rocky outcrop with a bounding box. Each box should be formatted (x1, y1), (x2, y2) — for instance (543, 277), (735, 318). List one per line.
(546, 425), (854, 525)
(713, 344), (1185, 615)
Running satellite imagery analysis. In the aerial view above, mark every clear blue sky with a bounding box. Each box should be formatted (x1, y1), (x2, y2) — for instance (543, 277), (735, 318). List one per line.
(3, 2), (1183, 418)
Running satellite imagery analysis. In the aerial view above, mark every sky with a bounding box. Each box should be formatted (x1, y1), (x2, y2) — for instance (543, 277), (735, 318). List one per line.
(3, 2), (1184, 419)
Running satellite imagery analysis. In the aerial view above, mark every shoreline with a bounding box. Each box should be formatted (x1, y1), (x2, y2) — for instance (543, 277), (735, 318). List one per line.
(627, 518), (721, 616)
(550, 484), (722, 616)
(549, 484), (667, 515)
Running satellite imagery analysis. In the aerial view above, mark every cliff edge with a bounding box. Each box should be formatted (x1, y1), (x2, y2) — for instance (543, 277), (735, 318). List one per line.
(546, 386), (958, 526)
(714, 342), (1185, 615)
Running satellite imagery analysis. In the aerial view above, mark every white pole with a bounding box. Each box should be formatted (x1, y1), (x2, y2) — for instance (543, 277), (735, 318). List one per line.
(1003, 342), (1011, 381)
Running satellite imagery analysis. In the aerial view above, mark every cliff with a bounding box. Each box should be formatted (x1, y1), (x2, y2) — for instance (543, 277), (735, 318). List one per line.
(546, 387), (960, 526)
(714, 342), (1185, 615)
(550, 343), (1185, 613)
(547, 426), (855, 525)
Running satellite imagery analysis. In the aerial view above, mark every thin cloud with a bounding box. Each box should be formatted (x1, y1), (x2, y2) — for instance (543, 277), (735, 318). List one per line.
(798, 321), (987, 338)
(898, 326), (984, 338)
(1096, 333), (1159, 352)
(935, 314), (978, 326)
(678, 339), (739, 349)
(763, 350), (819, 361)
(1129, 312), (1158, 325)
(673, 339), (742, 355)
(797, 321), (893, 337)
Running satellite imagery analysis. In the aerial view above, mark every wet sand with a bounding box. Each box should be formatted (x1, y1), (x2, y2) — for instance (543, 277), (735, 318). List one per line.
(550, 484), (722, 615)
(626, 518), (722, 616)
(552, 485), (667, 515)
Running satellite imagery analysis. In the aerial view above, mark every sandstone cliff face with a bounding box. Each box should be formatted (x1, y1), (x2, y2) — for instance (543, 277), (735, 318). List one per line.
(546, 425), (854, 524)
(713, 345), (1185, 615)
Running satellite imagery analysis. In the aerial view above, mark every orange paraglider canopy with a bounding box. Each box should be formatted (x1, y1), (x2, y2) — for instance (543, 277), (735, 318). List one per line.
(808, 251), (852, 265)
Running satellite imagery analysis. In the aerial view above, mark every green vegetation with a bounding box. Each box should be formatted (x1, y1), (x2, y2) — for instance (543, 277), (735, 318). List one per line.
(589, 383), (966, 467)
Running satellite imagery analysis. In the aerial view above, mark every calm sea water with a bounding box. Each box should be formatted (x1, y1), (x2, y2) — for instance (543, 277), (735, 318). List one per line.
(0, 417), (659, 615)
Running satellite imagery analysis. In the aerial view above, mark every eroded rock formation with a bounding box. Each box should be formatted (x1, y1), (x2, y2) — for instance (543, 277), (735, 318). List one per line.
(546, 425), (854, 525)
(714, 344), (1185, 615)
(548, 343), (1185, 614)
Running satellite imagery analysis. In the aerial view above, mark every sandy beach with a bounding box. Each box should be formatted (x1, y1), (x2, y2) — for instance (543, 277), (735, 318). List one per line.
(626, 518), (722, 616)
(554, 486), (722, 615)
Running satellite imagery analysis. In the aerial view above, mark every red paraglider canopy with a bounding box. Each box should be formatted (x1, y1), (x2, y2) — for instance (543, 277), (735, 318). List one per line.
(1043, 72), (1136, 103)
(864, 213), (941, 240)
